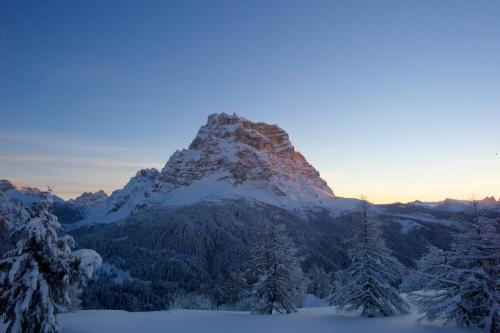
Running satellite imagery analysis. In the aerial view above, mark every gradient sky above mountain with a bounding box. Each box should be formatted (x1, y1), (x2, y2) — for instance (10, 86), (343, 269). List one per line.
(1, 0), (499, 203)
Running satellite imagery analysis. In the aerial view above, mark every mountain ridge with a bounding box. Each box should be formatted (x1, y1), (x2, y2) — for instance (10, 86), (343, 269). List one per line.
(1, 114), (499, 224)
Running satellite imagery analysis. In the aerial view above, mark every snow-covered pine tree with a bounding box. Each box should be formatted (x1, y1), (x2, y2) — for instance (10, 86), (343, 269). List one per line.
(399, 269), (420, 293)
(329, 269), (348, 306)
(455, 199), (500, 331)
(0, 192), (30, 258)
(211, 269), (244, 307)
(400, 245), (449, 293)
(409, 244), (460, 325)
(334, 197), (409, 317)
(0, 191), (102, 333)
(308, 264), (331, 299)
(0, 192), (14, 258)
(243, 221), (305, 314)
(412, 197), (500, 330)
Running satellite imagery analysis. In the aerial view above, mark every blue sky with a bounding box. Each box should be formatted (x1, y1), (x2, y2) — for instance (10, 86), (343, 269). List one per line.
(1, 0), (499, 202)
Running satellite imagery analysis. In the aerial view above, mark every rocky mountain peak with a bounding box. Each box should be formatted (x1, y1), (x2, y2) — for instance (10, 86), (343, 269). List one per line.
(482, 196), (497, 203)
(71, 190), (109, 207)
(158, 113), (333, 199)
(188, 113), (293, 155)
(0, 179), (41, 195)
(0, 179), (16, 193)
(0, 179), (64, 207)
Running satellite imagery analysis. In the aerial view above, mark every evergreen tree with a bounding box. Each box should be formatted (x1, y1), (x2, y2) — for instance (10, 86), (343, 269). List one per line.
(0, 193), (30, 258)
(211, 269), (244, 307)
(243, 221), (305, 314)
(308, 264), (331, 299)
(0, 191), (102, 333)
(329, 269), (348, 306)
(334, 197), (409, 317)
(400, 246), (448, 293)
(412, 198), (500, 330)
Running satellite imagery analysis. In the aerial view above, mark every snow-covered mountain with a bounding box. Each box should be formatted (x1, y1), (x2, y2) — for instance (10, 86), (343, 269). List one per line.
(69, 190), (109, 207)
(159, 113), (332, 198)
(0, 179), (64, 207)
(79, 113), (345, 224)
(406, 197), (500, 213)
(4, 114), (498, 227)
(434, 197), (500, 212)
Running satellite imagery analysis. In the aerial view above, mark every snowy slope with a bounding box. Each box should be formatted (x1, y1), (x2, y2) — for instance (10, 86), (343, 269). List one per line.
(55, 305), (481, 333)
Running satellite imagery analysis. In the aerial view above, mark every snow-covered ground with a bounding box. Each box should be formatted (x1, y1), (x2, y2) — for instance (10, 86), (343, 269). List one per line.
(0, 295), (483, 333)
(46, 305), (480, 333)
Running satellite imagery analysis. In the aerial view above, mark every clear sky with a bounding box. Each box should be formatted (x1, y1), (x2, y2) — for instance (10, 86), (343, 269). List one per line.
(1, 0), (499, 203)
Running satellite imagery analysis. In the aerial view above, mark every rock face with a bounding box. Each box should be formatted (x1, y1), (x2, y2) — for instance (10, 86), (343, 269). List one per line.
(158, 113), (333, 197)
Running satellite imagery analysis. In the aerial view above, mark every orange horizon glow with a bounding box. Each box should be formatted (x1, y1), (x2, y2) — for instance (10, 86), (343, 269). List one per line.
(8, 175), (498, 205)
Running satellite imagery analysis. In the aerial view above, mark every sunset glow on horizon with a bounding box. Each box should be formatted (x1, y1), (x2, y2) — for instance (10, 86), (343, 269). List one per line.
(1, 1), (499, 204)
